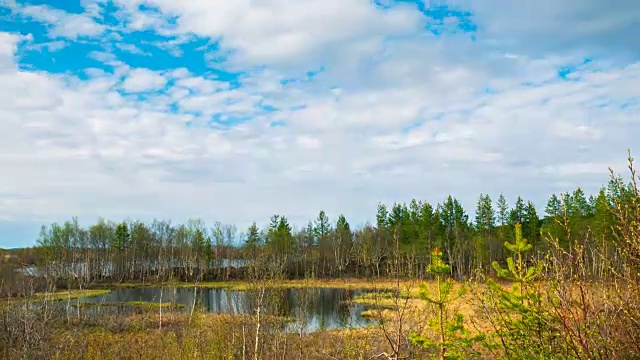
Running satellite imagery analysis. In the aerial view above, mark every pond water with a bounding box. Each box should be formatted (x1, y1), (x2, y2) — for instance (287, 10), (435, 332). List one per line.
(81, 287), (375, 332)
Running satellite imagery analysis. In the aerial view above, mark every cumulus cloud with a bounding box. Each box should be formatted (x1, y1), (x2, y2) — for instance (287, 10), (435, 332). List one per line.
(5, 0), (105, 39)
(121, 68), (168, 93)
(106, 0), (425, 68)
(0, 32), (21, 69)
(0, 0), (639, 246)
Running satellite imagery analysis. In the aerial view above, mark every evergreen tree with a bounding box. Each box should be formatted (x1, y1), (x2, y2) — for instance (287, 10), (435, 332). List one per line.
(545, 194), (561, 218)
(439, 196), (470, 277)
(523, 201), (539, 246)
(508, 197), (525, 225)
(497, 194), (509, 226)
(410, 248), (482, 359)
(305, 221), (316, 247)
(272, 216), (294, 255)
(419, 202), (438, 253)
(475, 194), (494, 270)
(475, 194), (495, 233)
(593, 188), (614, 243)
(314, 211), (331, 241)
(492, 223), (543, 297)
(114, 222), (130, 251)
(245, 222), (261, 249)
(487, 223), (548, 358)
(571, 187), (590, 218)
(376, 203), (389, 230)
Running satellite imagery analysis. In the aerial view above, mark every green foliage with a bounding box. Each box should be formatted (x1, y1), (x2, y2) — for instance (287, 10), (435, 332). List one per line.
(492, 223), (543, 286)
(508, 197), (526, 225)
(484, 223), (552, 359)
(267, 215), (294, 255)
(475, 194), (495, 234)
(496, 194), (509, 226)
(411, 249), (483, 359)
(245, 222), (262, 249)
(113, 222), (130, 251)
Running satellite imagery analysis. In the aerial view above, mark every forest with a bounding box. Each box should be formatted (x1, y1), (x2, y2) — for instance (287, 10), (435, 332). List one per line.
(19, 174), (621, 283)
(1, 154), (639, 359)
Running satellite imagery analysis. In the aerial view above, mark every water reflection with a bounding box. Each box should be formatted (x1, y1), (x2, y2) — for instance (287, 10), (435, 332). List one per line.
(82, 287), (373, 332)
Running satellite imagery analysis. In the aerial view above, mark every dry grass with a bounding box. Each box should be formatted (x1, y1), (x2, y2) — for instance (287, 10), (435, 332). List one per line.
(113, 278), (426, 291)
(1, 289), (112, 302)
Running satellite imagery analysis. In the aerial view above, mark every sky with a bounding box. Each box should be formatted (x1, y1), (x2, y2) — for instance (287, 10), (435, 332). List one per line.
(0, 0), (639, 247)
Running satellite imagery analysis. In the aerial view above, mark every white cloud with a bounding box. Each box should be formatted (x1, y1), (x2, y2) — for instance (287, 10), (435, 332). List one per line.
(0, 32), (21, 69)
(1, 0), (640, 245)
(107, 0), (424, 67)
(466, 0), (640, 57)
(121, 68), (167, 93)
(115, 43), (150, 56)
(7, 1), (105, 39)
(23, 40), (68, 52)
(175, 76), (230, 94)
(552, 122), (603, 140)
(296, 136), (322, 150)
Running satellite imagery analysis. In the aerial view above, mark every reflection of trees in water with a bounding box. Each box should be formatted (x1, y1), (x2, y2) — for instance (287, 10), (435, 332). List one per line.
(82, 287), (368, 331)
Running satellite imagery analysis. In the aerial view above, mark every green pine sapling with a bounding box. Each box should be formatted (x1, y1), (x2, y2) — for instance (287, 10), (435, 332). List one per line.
(483, 223), (548, 358)
(492, 222), (544, 301)
(410, 248), (483, 360)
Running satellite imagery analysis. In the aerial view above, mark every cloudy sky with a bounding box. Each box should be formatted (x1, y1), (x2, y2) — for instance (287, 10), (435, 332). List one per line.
(0, 0), (639, 247)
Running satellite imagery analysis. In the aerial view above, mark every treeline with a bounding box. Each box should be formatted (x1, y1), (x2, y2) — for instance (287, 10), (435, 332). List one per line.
(32, 174), (632, 284)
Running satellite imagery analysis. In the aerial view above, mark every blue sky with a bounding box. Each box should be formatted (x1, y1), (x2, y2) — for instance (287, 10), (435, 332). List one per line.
(0, 0), (639, 247)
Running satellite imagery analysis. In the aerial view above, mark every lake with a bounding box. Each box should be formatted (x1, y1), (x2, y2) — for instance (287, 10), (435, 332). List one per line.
(79, 287), (375, 332)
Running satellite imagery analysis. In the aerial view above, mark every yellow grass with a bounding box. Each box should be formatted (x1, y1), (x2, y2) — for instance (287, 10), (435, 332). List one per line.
(34, 289), (112, 301)
(113, 278), (426, 291)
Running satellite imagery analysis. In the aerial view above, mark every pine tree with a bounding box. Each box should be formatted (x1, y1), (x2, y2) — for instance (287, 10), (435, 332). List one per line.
(245, 222), (261, 249)
(492, 223), (543, 296)
(314, 211), (331, 241)
(475, 194), (495, 233)
(485, 223), (549, 358)
(508, 197), (525, 225)
(523, 201), (539, 246)
(545, 194), (561, 218)
(593, 188), (614, 243)
(475, 194), (494, 270)
(410, 248), (483, 359)
(114, 222), (130, 251)
(305, 221), (316, 247)
(376, 203), (389, 230)
(571, 187), (590, 218)
(497, 194), (509, 226)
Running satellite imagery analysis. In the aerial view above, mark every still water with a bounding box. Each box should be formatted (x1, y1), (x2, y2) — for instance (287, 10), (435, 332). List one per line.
(82, 287), (374, 332)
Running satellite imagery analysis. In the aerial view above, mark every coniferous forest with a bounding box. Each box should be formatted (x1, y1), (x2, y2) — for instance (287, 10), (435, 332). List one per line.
(19, 169), (629, 283)
(1, 155), (640, 360)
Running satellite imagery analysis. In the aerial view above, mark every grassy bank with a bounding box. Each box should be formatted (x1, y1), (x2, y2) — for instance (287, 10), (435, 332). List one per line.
(1, 289), (112, 302)
(110, 278), (425, 291)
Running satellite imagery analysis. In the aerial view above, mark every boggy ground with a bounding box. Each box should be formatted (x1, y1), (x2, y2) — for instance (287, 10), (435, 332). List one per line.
(47, 312), (417, 360)
(1, 278), (470, 359)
